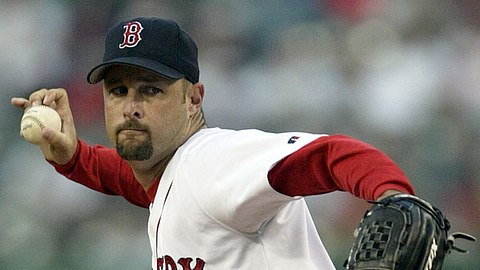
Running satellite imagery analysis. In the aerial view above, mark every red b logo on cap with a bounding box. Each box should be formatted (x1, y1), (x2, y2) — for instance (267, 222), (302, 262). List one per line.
(119, 21), (144, 49)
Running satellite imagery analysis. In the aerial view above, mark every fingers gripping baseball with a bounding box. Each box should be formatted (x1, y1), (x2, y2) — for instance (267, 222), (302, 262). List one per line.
(12, 88), (78, 165)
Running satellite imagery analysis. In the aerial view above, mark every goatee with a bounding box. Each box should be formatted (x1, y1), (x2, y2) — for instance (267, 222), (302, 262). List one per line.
(116, 138), (153, 161)
(115, 119), (153, 161)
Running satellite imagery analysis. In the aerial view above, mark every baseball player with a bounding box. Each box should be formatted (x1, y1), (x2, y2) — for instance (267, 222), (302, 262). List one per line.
(12, 17), (471, 270)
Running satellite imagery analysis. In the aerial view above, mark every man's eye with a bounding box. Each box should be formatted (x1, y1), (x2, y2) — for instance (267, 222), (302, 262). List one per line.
(110, 87), (128, 96)
(143, 87), (163, 95)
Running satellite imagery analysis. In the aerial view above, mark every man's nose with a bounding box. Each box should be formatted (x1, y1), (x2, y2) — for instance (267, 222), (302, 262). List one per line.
(124, 92), (143, 119)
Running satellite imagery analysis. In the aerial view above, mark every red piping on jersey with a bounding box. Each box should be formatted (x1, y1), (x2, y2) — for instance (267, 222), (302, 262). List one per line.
(154, 181), (173, 262)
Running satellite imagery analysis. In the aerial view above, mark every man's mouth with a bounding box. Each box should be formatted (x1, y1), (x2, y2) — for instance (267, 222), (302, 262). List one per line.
(118, 129), (146, 135)
(115, 120), (149, 136)
(117, 127), (149, 138)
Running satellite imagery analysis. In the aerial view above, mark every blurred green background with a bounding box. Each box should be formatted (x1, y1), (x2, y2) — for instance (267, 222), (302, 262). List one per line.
(0, 0), (478, 269)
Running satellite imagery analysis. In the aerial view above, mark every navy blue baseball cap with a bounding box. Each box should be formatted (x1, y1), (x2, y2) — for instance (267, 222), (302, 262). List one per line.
(87, 17), (199, 84)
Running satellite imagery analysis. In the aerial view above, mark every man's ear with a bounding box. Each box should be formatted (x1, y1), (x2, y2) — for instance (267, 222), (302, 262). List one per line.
(188, 82), (204, 114)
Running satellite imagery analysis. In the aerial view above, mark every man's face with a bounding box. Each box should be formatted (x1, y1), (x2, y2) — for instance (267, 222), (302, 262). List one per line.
(102, 65), (192, 162)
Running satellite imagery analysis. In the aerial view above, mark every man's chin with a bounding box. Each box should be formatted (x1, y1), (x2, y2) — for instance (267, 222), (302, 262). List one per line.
(118, 138), (143, 146)
(116, 140), (153, 161)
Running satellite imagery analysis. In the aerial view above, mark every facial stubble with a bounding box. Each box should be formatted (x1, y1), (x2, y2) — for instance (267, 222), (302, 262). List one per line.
(115, 120), (153, 161)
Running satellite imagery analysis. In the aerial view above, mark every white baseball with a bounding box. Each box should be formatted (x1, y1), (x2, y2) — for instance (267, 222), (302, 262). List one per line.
(20, 105), (62, 145)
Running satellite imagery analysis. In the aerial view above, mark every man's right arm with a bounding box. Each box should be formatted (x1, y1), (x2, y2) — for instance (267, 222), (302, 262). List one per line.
(12, 88), (150, 208)
(50, 139), (150, 208)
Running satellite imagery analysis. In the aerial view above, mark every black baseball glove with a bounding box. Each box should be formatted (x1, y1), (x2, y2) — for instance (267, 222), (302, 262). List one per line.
(344, 194), (475, 269)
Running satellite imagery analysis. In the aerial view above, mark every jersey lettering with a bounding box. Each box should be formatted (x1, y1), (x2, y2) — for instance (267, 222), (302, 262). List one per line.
(119, 21), (144, 49)
(157, 255), (206, 270)
(178, 258), (206, 270)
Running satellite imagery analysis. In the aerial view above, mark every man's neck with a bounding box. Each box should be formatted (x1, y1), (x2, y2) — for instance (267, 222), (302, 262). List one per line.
(129, 125), (207, 190)
(128, 151), (175, 191)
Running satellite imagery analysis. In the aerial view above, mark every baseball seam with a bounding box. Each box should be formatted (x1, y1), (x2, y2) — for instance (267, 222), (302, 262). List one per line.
(22, 115), (46, 130)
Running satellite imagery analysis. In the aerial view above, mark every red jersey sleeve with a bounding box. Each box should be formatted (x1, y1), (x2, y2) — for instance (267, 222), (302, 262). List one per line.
(268, 135), (415, 201)
(49, 140), (151, 208)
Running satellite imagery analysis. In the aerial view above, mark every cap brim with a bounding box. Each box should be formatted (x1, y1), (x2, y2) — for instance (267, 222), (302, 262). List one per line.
(87, 57), (185, 84)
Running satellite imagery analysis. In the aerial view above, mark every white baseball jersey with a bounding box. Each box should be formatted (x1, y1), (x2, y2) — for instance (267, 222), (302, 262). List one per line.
(148, 127), (335, 270)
